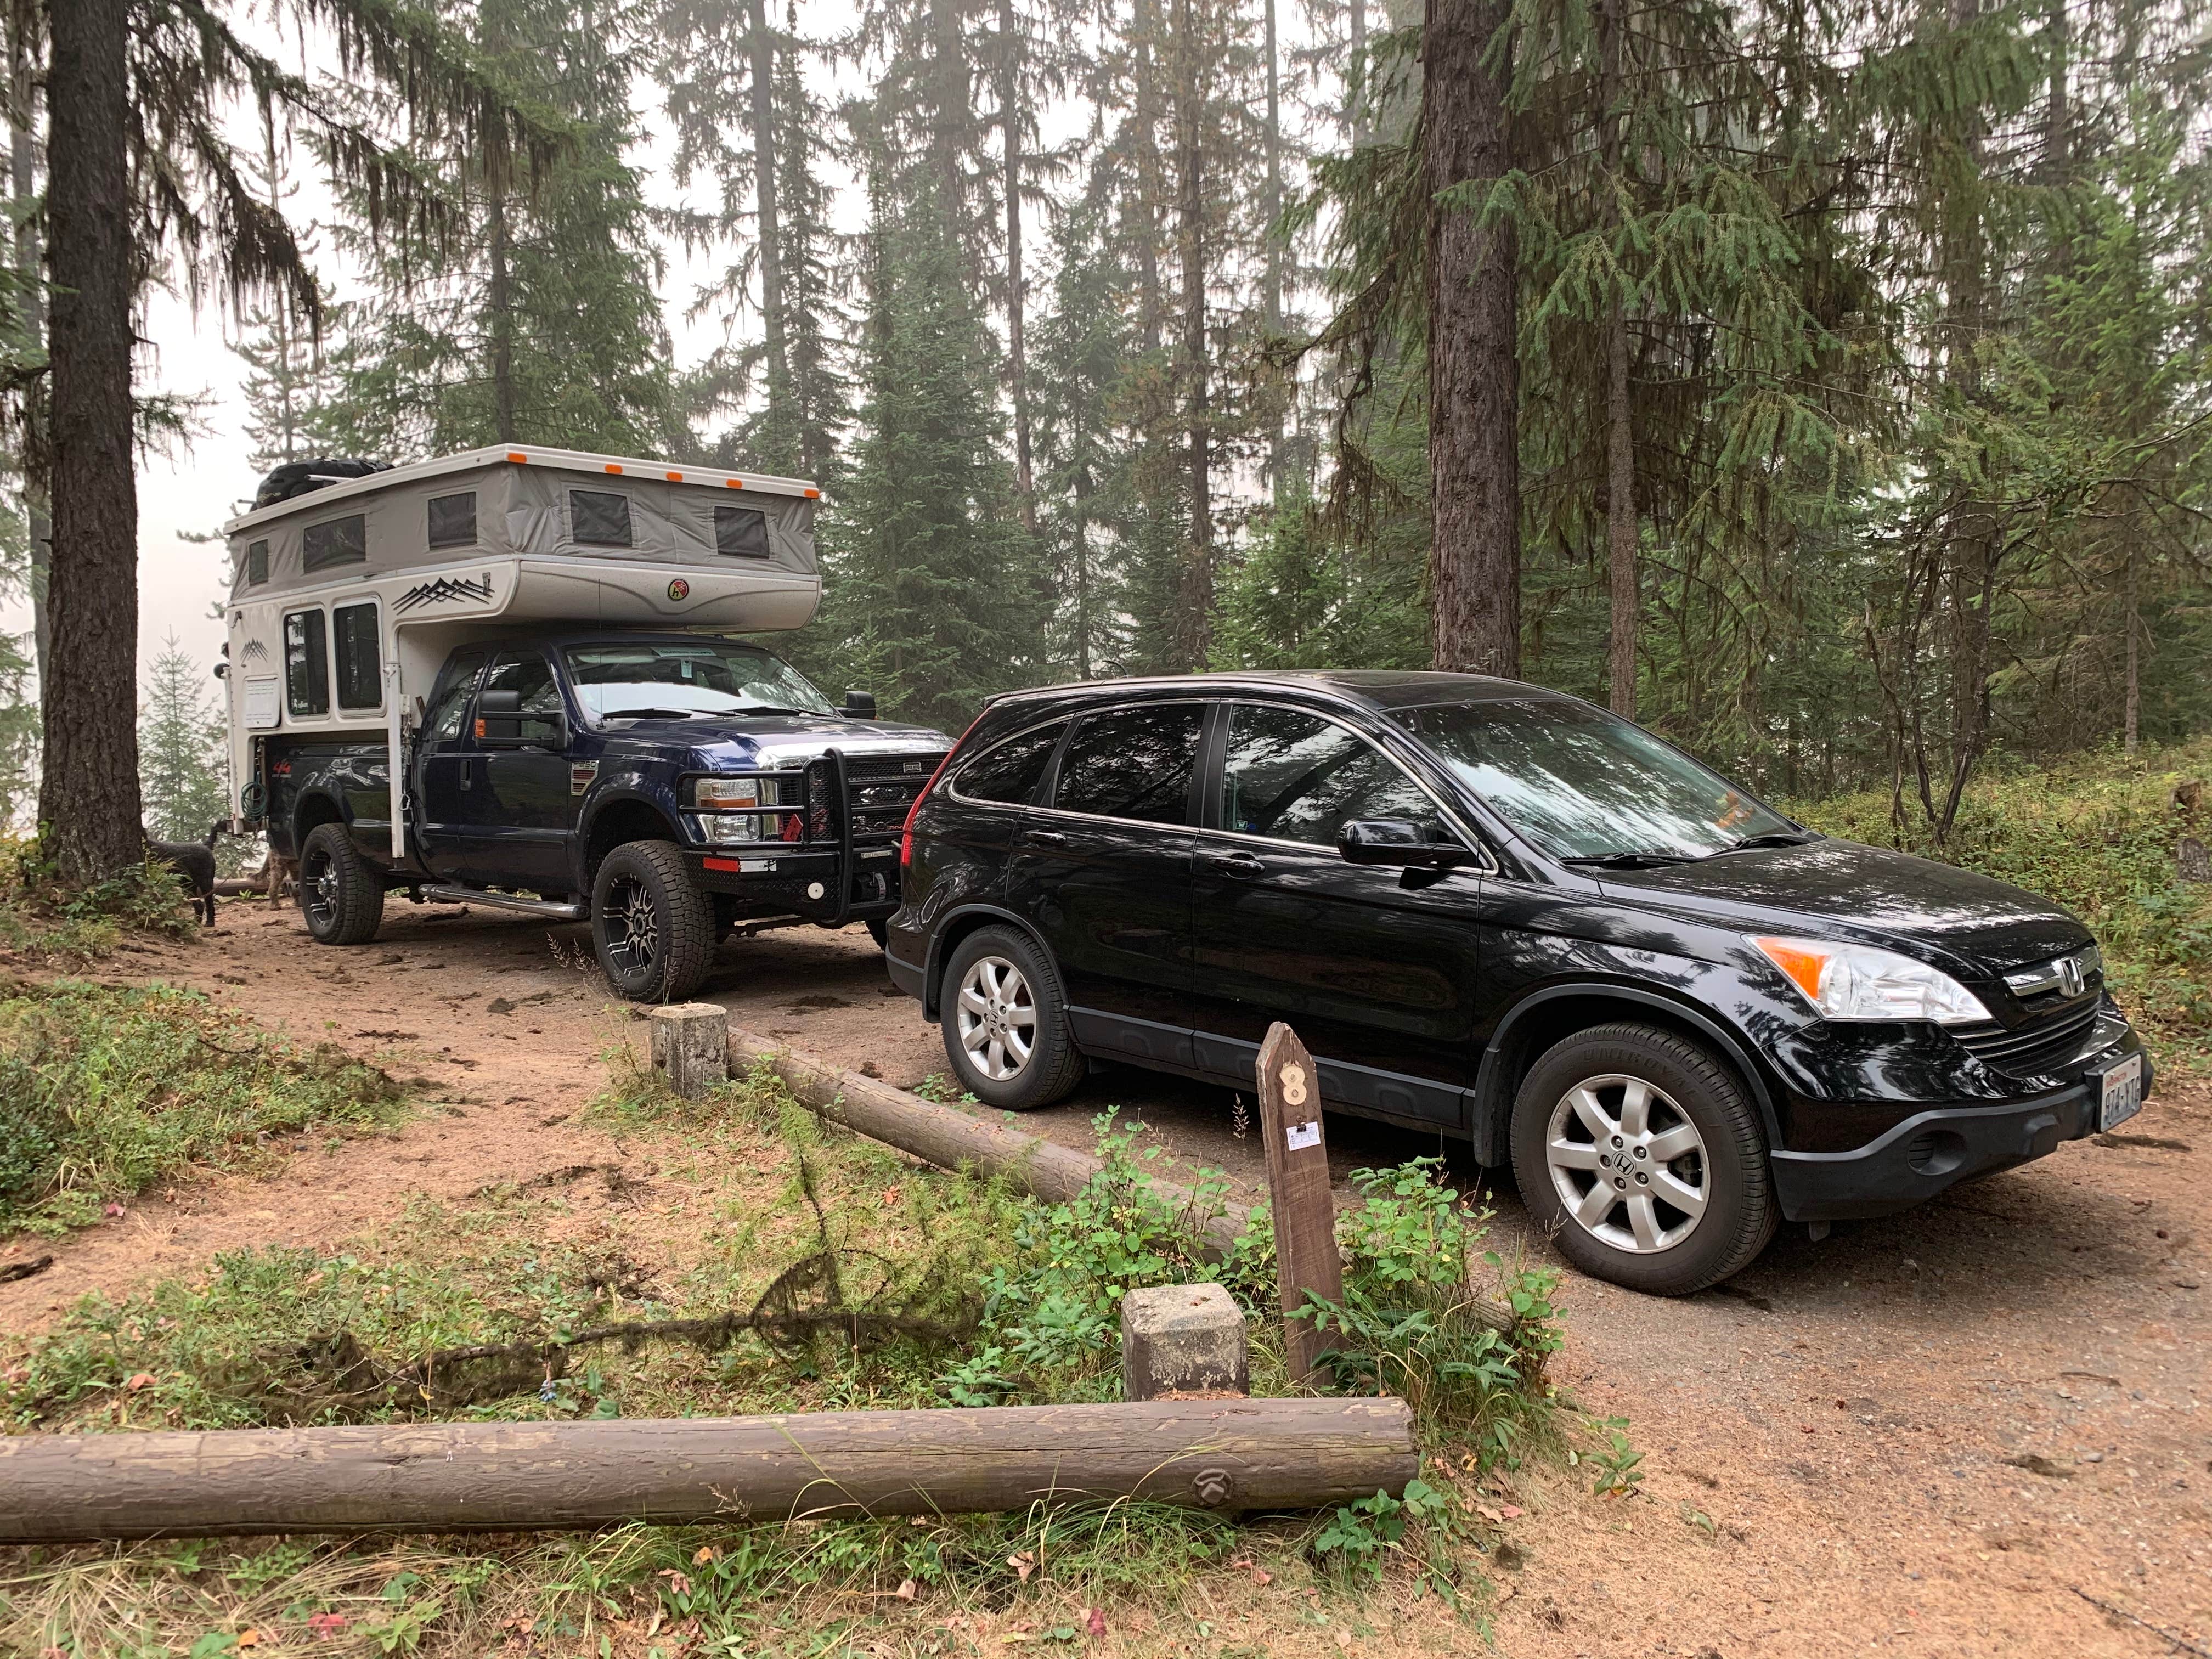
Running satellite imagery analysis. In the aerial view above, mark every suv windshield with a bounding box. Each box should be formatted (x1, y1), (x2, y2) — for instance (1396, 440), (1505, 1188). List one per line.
(1392, 697), (1802, 861)
(565, 641), (835, 723)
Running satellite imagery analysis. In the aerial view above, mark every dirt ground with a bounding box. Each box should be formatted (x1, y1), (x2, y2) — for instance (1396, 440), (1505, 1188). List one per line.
(3, 896), (2207, 1658)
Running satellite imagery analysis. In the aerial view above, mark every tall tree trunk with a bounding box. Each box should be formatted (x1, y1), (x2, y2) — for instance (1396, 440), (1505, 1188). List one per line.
(1599, 0), (1637, 716)
(998, 0), (1035, 532)
(1424, 0), (1520, 678)
(1132, 0), (1167, 356)
(40, 0), (144, 882)
(1173, 0), (1210, 669)
(1348, 0), (1366, 144)
(9, 17), (48, 696)
(488, 188), (517, 444)
(1260, 0), (1284, 492)
(2123, 549), (2139, 758)
(748, 0), (788, 414)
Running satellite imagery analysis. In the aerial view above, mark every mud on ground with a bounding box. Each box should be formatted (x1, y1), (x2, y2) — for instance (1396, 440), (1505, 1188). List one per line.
(2, 896), (2207, 1658)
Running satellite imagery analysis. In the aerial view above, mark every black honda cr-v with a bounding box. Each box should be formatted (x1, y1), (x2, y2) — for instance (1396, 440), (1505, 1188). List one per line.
(884, 672), (2151, 1294)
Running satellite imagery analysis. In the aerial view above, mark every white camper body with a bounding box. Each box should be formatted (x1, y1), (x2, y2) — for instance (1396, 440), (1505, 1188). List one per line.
(219, 446), (822, 858)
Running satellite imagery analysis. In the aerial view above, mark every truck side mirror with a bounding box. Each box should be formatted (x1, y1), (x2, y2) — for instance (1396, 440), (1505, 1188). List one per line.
(478, 689), (523, 714)
(844, 690), (877, 718)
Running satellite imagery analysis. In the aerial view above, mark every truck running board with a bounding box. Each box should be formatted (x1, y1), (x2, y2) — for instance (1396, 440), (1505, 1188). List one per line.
(417, 885), (587, 922)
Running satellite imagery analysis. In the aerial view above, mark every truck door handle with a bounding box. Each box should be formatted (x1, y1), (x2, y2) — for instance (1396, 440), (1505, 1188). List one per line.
(1200, 850), (1264, 878)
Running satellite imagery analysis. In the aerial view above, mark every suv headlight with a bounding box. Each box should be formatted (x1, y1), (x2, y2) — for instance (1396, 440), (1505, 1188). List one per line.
(1749, 935), (1991, 1025)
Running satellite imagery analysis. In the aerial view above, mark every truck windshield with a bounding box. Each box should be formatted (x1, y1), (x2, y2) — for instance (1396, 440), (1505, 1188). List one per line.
(1391, 697), (1803, 862)
(565, 641), (836, 722)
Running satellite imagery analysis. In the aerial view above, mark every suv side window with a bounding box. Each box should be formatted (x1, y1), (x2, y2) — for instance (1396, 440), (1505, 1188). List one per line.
(1220, 704), (1437, 845)
(1052, 704), (1203, 825)
(955, 721), (1065, 805)
(422, 652), (489, 742)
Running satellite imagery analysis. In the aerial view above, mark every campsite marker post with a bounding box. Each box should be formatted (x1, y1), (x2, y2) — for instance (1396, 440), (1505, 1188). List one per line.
(1255, 1022), (1343, 1385)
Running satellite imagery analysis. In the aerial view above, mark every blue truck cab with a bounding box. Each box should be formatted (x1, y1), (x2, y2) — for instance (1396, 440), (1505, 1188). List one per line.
(219, 448), (951, 1000)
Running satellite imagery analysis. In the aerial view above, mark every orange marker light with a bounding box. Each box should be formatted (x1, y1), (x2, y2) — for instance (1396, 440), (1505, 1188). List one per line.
(702, 856), (742, 873)
(804, 488), (821, 499)
(725, 478), (745, 489)
(605, 463), (623, 475)
(1751, 937), (1827, 1001)
(666, 470), (684, 482)
(506, 452), (528, 464)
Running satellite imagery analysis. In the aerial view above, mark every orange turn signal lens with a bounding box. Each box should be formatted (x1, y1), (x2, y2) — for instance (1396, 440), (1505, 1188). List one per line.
(1750, 936), (1827, 1001)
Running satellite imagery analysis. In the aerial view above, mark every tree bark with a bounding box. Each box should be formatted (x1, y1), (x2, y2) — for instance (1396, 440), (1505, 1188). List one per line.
(0, 1398), (1421, 1542)
(1424, 0), (1520, 678)
(1348, 0), (1366, 145)
(39, 0), (143, 882)
(999, 0), (1035, 532)
(1599, 0), (1637, 716)
(488, 188), (517, 445)
(9, 18), (48, 697)
(1131, 0), (1167, 355)
(748, 0), (788, 410)
(2123, 548), (2139, 757)
(1261, 0), (1284, 491)
(1173, 0), (1211, 668)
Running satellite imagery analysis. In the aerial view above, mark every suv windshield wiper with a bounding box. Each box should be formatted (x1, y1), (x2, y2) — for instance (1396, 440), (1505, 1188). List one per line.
(1700, 831), (1821, 858)
(1560, 851), (1694, 870)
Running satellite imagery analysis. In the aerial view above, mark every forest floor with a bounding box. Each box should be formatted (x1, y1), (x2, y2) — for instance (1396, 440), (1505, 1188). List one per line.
(3, 898), (2208, 1658)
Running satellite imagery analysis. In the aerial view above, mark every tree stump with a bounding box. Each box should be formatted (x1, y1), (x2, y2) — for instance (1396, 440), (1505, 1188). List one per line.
(650, 1003), (728, 1099)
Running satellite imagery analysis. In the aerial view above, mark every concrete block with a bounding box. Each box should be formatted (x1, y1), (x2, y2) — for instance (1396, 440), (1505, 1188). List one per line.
(1120, 1282), (1249, 1401)
(649, 1003), (729, 1100)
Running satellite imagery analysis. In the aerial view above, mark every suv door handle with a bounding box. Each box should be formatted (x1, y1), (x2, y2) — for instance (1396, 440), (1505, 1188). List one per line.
(1200, 850), (1265, 878)
(1027, 828), (1071, 848)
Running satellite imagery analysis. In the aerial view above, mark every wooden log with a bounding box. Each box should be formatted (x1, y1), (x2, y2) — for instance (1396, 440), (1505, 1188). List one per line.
(730, 1031), (1248, 1260)
(0, 1397), (1419, 1542)
(1256, 1023), (1345, 1384)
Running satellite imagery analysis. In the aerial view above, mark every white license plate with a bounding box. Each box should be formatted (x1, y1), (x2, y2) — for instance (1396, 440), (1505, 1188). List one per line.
(2098, 1054), (2144, 1131)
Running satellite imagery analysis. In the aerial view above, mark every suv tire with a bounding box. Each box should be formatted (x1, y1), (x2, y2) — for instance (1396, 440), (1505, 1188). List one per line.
(297, 822), (385, 946)
(1510, 1022), (1776, 1295)
(939, 926), (1085, 1110)
(592, 840), (714, 1002)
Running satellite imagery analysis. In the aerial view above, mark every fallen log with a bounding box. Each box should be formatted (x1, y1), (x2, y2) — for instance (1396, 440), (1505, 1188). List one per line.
(0, 1397), (1418, 1542)
(730, 1030), (1248, 1259)
(731, 1030), (1519, 1340)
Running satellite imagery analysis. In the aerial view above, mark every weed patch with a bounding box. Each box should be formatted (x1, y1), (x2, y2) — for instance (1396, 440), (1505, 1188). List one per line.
(0, 838), (199, 965)
(0, 980), (408, 1237)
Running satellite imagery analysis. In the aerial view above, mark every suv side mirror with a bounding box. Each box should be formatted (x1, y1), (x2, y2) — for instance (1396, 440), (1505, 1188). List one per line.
(844, 690), (878, 718)
(1339, 819), (1473, 870)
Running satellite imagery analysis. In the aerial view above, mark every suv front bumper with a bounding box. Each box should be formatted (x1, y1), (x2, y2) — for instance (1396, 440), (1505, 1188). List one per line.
(1770, 1047), (2152, 1222)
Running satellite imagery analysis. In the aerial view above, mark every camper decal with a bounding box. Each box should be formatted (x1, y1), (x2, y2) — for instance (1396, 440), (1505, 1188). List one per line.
(240, 639), (270, 664)
(667, 578), (690, 601)
(395, 575), (495, 613)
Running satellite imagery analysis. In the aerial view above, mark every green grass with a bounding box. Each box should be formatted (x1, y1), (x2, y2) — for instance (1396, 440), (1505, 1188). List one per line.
(1, 1060), (1564, 1656)
(1794, 735), (2212, 1068)
(0, 838), (201, 966)
(0, 980), (410, 1237)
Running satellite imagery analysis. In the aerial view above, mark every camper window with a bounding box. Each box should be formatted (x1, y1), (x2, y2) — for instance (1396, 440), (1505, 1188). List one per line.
(427, 492), (477, 549)
(570, 490), (633, 548)
(284, 609), (330, 716)
(302, 514), (367, 572)
(245, 539), (269, 585)
(334, 603), (381, 709)
(715, 505), (770, 557)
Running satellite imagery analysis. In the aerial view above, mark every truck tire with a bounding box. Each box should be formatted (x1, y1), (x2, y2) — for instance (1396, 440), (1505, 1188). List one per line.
(297, 822), (385, 946)
(1509, 1021), (1777, 1296)
(592, 839), (714, 1003)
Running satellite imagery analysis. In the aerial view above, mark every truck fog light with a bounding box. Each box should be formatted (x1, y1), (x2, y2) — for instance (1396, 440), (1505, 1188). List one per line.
(806, 881), (826, 900)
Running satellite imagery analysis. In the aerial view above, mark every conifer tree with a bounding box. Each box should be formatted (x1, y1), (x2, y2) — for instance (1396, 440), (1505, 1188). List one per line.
(137, 635), (228, 847)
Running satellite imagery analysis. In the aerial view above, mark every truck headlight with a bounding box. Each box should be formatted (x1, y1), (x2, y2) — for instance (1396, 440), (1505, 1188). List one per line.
(693, 777), (760, 810)
(1749, 935), (1991, 1025)
(697, 813), (768, 844)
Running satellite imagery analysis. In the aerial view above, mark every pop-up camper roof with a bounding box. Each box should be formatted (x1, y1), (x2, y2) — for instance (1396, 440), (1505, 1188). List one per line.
(221, 445), (821, 631)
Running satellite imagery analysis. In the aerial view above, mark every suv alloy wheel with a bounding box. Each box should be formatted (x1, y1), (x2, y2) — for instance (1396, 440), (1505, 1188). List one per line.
(939, 926), (1085, 1110)
(1511, 1022), (1777, 1295)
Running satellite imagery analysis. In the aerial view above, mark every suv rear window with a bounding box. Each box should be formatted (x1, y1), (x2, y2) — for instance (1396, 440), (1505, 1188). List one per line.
(1051, 705), (1202, 825)
(956, 722), (1065, 805)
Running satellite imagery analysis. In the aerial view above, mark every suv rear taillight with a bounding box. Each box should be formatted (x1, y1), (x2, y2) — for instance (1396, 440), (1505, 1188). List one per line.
(900, 712), (984, 873)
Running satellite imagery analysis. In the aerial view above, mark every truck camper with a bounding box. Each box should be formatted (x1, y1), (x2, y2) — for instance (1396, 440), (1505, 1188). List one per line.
(219, 445), (952, 1001)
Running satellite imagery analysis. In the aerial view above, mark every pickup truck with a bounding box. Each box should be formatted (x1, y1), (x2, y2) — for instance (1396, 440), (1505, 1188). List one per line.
(260, 629), (952, 1001)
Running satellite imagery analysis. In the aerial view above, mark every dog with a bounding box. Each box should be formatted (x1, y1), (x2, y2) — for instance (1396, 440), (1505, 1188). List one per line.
(145, 823), (220, 926)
